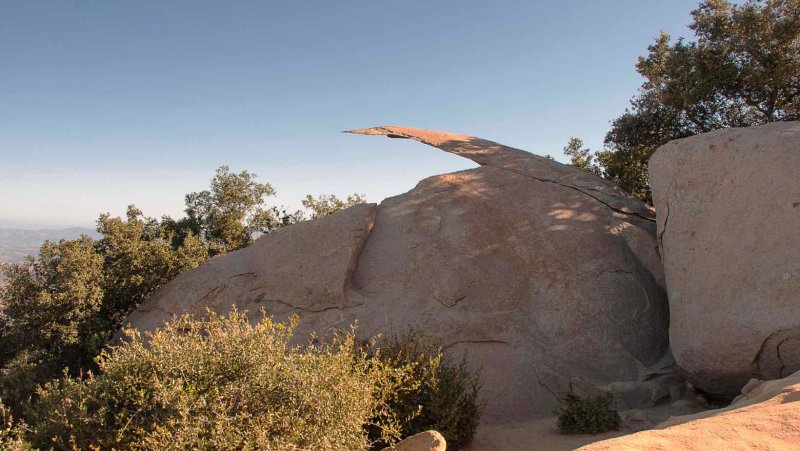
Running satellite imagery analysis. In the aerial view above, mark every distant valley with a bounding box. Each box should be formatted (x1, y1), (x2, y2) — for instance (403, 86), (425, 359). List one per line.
(0, 227), (99, 264)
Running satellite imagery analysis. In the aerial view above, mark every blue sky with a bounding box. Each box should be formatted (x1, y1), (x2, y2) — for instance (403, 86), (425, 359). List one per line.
(0, 0), (701, 228)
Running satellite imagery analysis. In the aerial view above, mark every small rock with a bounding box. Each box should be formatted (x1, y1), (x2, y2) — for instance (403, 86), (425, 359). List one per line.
(741, 378), (763, 395)
(385, 431), (446, 451)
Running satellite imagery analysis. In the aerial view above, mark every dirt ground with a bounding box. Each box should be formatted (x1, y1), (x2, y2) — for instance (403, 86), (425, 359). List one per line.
(468, 418), (628, 451)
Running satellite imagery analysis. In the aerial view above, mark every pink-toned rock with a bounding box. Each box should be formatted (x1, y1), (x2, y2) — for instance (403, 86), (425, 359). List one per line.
(649, 122), (800, 396)
(578, 369), (800, 451)
(386, 430), (446, 451)
(126, 126), (670, 423)
(125, 202), (378, 332)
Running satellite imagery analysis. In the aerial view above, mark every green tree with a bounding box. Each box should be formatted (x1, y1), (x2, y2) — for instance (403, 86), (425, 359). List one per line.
(96, 205), (208, 329)
(600, 0), (800, 201)
(0, 166), (373, 422)
(301, 193), (367, 219)
(562, 138), (601, 175)
(0, 208), (208, 412)
(185, 166), (286, 254)
(0, 237), (104, 409)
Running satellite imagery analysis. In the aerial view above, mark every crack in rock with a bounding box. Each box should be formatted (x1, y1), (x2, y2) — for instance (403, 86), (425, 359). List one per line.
(658, 200), (670, 253)
(442, 339), (517, 350)
(433, 293), (468, 307)
(345, 126), (655, 223)
(256, 295), (348, 313)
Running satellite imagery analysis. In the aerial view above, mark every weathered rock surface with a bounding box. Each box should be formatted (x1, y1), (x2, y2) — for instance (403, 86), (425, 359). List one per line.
(578, 369), (800, 450)
(650, 122), (800, 396)
(126, 202), (378, 332)
(386, 430), (446, 451)
(127, 126), (670, 422)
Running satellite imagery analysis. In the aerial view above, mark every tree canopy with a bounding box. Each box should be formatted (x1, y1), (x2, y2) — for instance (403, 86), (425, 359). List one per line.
(562, 137), (601, 175)
(184, 166), (282, 254)
(301, 193), (367, 220)
(595, 0), (800, 201)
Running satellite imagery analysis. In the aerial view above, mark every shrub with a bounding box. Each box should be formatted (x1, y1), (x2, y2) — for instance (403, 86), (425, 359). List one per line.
(556, 392), (620, 434)
(25, 310), (414, 450)
(0, 399), (30, 450)
(369, 329), (484, 450)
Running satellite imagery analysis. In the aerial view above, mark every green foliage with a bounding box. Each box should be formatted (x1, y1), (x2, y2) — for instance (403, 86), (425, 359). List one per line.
(600, 0), (800, 201)
(0, 237), (105, 411)
(0, 164), (371, 421)
(556, 392), (620, 434)
(301, 193), (367, 219)
(96, 205), (208, 328)
(369, 330), (483, 450)
(0, 208), (209, 414)
(184, 166), (291, 254)
(0, 399), (30, 450)
(25, 311), (415, 450)
(562, 138), (601, 175)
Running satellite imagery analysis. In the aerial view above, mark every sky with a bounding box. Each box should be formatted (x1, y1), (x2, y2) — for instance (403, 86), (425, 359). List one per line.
(0, 0), (701, 228)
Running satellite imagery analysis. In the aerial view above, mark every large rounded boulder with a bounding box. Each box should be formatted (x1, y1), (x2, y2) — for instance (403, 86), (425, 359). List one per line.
(126, 126), (670, 422)
(650, 122), (800, 397)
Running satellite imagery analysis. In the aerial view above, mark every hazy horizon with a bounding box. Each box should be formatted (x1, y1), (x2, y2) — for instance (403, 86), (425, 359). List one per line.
(1, 1), (702, 228)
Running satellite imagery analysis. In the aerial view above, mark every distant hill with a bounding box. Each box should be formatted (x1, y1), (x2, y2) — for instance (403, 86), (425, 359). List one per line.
(0, 227), (99, 264)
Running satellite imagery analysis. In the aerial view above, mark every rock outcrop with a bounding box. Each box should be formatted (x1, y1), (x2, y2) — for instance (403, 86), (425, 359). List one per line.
(578, 369), (800, 450)
(387, 430), (447, 451)
(650, 122), (800, 397)
(126, 202), (378, 333)
(126, 126), (671, 422)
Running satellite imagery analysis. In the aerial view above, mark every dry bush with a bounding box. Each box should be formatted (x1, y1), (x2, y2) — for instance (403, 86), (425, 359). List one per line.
(369, 329), (483, 450)
(0, 399), (29, 450)
(26, 310), (414, 450)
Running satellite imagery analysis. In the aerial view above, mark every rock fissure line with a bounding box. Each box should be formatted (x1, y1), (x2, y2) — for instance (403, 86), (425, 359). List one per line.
(603, 269), (635, 275)
(750, 327), (800, 376)
(532, 366), (565, 403)
(196, 285), (224, 306)
(489, 166), (656, 223)
(658, 200), (671, 253)
(257, 296), (347, 313)
(433, 293), (468, 307)
(442, 339), (517, 350)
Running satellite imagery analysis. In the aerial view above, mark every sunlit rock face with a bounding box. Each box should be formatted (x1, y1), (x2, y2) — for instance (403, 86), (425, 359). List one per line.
(578, 369), (800, 451)
(650, 122), (800, 397)
(126, 126), (670, 422)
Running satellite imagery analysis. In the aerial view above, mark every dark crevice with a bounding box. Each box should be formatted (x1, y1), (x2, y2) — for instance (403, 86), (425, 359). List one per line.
(256, 296), (346, 313)
(433, 293), (468, 307)
(492, 165), (656, 223)
(442, 339), (516, 350)
(658, 201), (671, 252)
